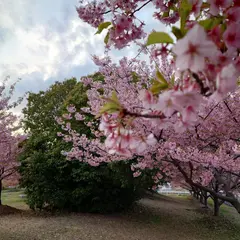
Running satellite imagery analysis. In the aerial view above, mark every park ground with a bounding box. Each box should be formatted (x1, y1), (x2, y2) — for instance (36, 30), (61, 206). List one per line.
(0, 189), (240, 240)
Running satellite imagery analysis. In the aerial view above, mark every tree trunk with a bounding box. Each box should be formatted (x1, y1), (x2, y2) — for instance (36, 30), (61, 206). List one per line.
(200, 193), (203, 204)
(193, 191), (197, 198)
(231, 200), (240, 213)
(203, 194), (208, 207)
(0, 179), (2, 205)
(226, 192), (240, 214)
(213, 197), (220, 216)
(213, 182), (220, 216)
(196, 192), (200, 200)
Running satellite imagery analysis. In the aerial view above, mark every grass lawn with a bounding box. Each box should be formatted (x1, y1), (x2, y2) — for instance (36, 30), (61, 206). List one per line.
(2, 189), (28, 210)
(0, 190), (239, 240)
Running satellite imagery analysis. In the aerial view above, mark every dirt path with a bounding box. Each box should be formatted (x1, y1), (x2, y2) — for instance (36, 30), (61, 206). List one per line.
(0, 194), (239, 240)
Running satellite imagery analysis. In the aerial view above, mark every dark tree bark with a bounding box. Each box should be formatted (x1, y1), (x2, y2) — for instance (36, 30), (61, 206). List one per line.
(196, 192), (199, 200)
(193, 191), (197, 198)
(170, 157), (240, 215)
(200, 192), (203, 204)
(213, 196), (220, 216)
(203, 191), (208, 207)
(0, 179), (2, 205)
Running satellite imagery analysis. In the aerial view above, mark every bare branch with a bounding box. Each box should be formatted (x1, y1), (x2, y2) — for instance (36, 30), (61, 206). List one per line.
(223, 100), (238, 123)
(192, 73), (210, 96)
(131, 0), (153, 16)
(123, 109), (165, 119)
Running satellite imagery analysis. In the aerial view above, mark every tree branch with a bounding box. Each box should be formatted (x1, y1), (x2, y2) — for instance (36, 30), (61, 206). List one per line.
(170, 157), (240, 208)
(192, 73), (210, 96)
(223, 100), (238, 123)
(131, 0), (153, 16)
(123, 110), (165, 119)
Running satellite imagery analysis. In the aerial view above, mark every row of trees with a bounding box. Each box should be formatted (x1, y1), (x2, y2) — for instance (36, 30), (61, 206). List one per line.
(7, 67), (238, 216)
(2, 67), (236, 216)
(58, 57), (240, 216)
(1, 0), (240, 218)
(56, 0), (240, 216)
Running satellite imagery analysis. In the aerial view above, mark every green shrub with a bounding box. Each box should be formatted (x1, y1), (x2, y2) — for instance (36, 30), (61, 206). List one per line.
(19, 149), (147, 213)
(19, 78), (156, 213)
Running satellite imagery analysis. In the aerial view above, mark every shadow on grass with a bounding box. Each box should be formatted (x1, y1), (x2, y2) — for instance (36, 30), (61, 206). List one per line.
(121, 193), (240, 240)
(1, 190), (240, 240)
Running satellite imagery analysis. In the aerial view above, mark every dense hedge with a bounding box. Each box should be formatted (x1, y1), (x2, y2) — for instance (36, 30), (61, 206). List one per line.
(19, 148), (147, 213)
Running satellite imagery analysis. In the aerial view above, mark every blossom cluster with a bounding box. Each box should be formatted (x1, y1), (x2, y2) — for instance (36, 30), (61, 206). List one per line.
(75, 0), (240, 155)
(58, 54), (240, 209)
(58, 0), (240, 211)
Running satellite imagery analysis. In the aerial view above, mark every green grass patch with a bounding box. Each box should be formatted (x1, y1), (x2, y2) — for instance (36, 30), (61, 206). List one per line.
(0, 191), (239, 240)
(2, 189), (28, 209)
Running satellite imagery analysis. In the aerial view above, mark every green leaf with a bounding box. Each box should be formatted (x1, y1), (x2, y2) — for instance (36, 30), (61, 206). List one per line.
(156, 70), (168, 85)
(95, 22), (111, 34)
(180, 0), (192, 33)
(99, 91), (121, 115)
(146, 32), (174, 46)
(99, 102), (120, 114)
(104, 32), (110, 45)
(199, 18), (222, 30)
(150, 80), (169, 95)
(131, 72), (139, 83)
(162, 12), (169, 18)
(150, 70), (169, 95)
(172, 26), (183, 40)
(111, 91), (119, 104)
(170, 74), (175, 86)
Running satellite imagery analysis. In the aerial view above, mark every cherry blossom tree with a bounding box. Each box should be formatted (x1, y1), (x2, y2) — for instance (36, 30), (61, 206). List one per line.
(58, 0), (240, 215)
(0, 78), (25, 205)
(75, 0), (240, 150)
(58, 55), (240, 215)
(0, 134), (25, 205)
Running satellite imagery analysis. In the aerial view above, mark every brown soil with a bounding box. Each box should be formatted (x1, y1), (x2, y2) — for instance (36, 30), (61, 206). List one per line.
(0, 195), (239, 240)
(0, 205), (22, 215)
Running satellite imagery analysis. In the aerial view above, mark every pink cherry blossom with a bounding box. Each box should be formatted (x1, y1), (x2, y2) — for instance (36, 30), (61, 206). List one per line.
(223, 23), (240, 49)
(75, 112), (85, 121)
(173, 24), (218, 72)
(173, 89), (203, 110)
(227, 7), (240, 23)
(213, 64), (238, 100)
(99, 114), (118, 135)
(62, 113), (72, 120)
(130, 134), (157, 153)
(105, 128), (137, 156)
(67, 105), (76, 113)
(181, 106), (198, 124)
(133, 171), (141, 177)
(76, 2), (105, 27)
(208, 0), (232, 16)
(152, 0), (168, 10)
(57, 132), (64, 137)
(233, 144), (240, 155)
(108, 144), (132, 157)
(139, 89), (155, 109)
(189, 0), (203, 17)
(157, 90), (179, 117)
(55, 117), (64, 125)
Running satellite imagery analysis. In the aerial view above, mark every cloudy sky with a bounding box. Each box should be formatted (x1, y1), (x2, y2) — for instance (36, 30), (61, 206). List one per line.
(0, 0), (166, 114)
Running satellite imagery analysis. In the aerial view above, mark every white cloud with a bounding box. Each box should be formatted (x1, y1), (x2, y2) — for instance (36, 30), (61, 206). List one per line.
(0, 0), (105, 94)
(0, 0), (167, 116)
